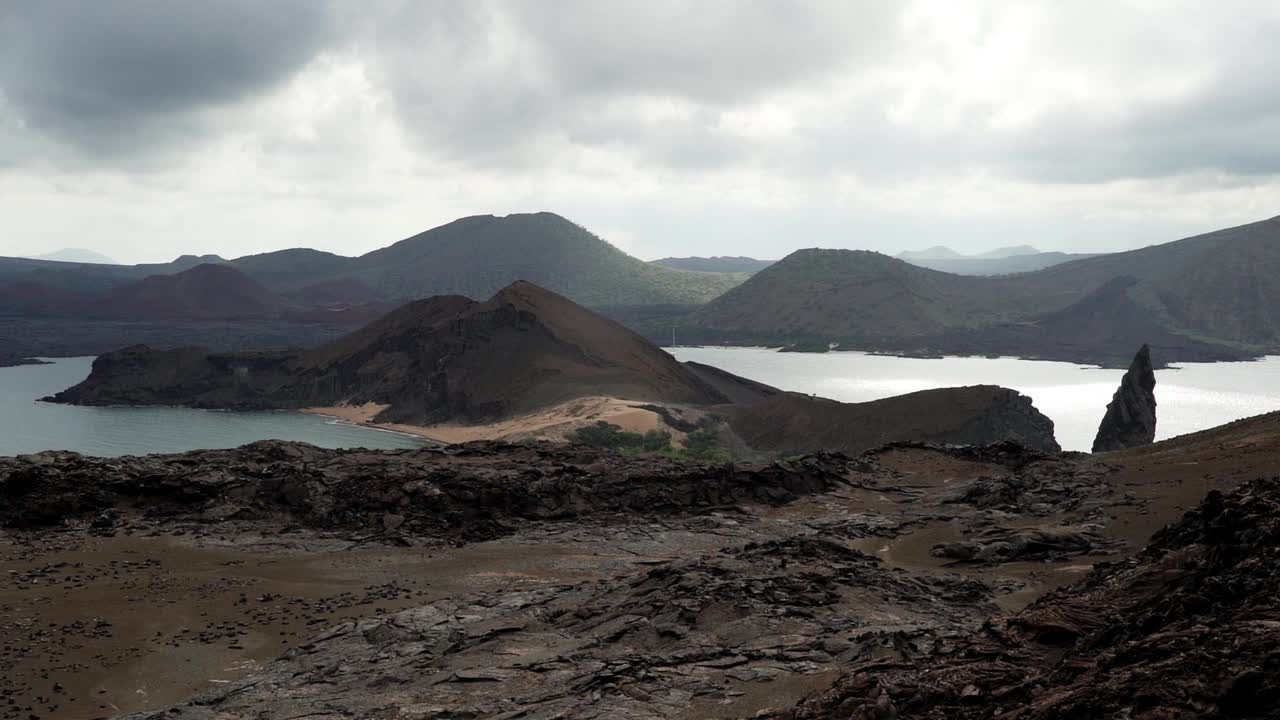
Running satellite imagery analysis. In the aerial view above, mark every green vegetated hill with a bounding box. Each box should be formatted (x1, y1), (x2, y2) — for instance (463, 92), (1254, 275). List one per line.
(684, 215), (1280, 365)
(224, 213), (745, 306)
(688, 249), (1046, 340)
(0, 213), (746, 315)
(229, 249), (354, 294)
(344, 213), (747, 306)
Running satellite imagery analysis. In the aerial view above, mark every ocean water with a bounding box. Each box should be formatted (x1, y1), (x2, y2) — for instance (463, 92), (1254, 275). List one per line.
(671, 347), (1280, 452)
(3, 351), (1278, 457)
(0, 357), (425, 457)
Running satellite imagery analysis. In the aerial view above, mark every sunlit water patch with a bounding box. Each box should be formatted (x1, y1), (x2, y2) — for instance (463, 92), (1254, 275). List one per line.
(671, 347), (1280, 452)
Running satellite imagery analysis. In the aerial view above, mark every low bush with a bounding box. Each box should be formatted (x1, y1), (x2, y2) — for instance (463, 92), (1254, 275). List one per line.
(567, 422), (672, 454)
(567, 422), (731, 462)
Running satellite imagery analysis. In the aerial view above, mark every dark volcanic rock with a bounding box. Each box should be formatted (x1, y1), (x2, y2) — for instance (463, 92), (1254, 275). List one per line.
(1092, 343), (1157, 452)
(117, 533), (999, 720)
(0, 441), (853, 539)
(724, 386), (1062, 455)
(42, 344), (302, 409)
(776, 476), (1280, 720)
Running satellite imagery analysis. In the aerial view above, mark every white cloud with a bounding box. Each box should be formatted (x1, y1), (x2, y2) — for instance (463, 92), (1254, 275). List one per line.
(1, 0), (1277, 263)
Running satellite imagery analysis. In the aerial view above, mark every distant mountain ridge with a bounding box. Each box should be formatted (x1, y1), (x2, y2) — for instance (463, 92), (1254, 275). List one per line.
(897, 245), (1099, 275)
(682, 214), (1280, 366)
(976, 244), (1041, 258)
(11, 211), (1280, 369)
(897, 246), (964, 261)
(0, 213), (745, 315)
(898, 244), (1043, 261)
(650, 256), (776, 273)
(24, 248), (120, 265)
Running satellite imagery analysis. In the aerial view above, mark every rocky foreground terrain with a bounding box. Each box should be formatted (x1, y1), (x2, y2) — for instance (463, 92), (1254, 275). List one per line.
(778, 476), (1280, 719)
(4, 411), (1279, 719)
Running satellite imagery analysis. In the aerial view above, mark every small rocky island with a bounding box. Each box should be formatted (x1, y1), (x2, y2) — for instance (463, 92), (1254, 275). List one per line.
(1093, 344), (1158, 452)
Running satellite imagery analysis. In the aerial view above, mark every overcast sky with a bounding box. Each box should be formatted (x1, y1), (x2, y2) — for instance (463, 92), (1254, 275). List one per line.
(2, 1), (1278, 264)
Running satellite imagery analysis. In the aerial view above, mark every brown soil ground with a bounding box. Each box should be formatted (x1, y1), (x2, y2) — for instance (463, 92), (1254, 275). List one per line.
(4, 413), (1279, 719)
(2, 534), (425, 718)
(2, 529), (656, 720)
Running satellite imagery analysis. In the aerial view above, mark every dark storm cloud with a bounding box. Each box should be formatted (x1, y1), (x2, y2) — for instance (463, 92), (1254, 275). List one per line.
(1, 0), (1278, 185)
(0, 0), (338, 158)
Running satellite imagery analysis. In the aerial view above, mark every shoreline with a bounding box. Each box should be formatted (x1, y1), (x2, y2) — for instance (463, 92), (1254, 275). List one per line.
(302, 397), (677, 445)
(660, 343), (1268, 370)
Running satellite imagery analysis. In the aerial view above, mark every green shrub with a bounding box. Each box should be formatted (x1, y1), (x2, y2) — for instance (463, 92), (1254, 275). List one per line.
(641, 429), (672, 452)
(567, 422), (671, 453)
(682, 428), (719, 455)
(568, 421), (729, 462)
(567, 421), (635, 448)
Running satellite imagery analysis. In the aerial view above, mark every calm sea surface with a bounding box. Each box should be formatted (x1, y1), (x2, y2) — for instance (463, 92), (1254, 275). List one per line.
(671, 347), (1280, 452)
(0, 357), (424, 456)
(3, 352), (1278, 456)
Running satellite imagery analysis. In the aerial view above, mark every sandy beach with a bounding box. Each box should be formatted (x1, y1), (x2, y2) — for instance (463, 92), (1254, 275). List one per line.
(303, 396), (681, 445)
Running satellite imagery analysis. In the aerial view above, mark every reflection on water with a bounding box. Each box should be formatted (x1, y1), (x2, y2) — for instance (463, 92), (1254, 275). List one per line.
(4, 352), (1277, 456)
(0, 357), (424, 457)
(671, 347), (1280, 452)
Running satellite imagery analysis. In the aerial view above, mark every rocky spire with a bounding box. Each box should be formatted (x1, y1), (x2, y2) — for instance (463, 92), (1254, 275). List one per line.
(1092, 344), (1157, 452)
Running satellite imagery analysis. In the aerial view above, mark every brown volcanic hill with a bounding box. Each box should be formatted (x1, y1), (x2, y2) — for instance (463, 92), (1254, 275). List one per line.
(722, 386), (1060, 454)
(300, 294), (478, 368)
(294, 281), (735, 424)
(51, 282), (734, 424)
(97, 264), (292, 320)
